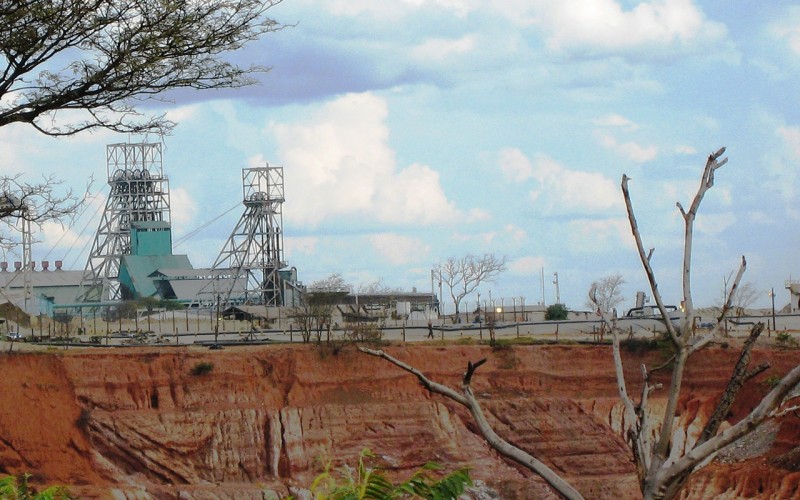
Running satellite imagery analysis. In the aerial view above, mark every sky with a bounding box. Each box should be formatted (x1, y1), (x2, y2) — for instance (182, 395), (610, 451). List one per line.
(2, 0), (800, 312)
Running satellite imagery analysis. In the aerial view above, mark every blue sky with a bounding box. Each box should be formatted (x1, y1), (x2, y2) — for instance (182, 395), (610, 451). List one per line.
(2, 0), (800, 311)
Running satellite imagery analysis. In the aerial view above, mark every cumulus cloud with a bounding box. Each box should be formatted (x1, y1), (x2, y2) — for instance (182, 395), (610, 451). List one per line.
(170, 187), (197, 230)
(368, 233), (430, 265)
(323, 0), (476, 18)
(593, 113), (640, 131)
(39, 221), (92, 262)
(504, 224), (526, 243)
(768, 7), (800, 57)
(597, 133), (658, 163)
(674, 145), (697, 155)
(284, 236), (319, 257)
(778, 126), (800, 159)
(498, 147), (534, 182)
(411, 35), (476, 62)
(762, 124), (800, 201)
(526, 154), (621, 214)
(271, 92), (459, 227)
(565, 217), (633, 253)
(695, 212), (736, 235)
(524, 0), (728, 55)
(508, 255), (546, 275)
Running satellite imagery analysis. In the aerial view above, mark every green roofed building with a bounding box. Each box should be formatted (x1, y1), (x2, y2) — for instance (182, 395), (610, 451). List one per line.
(118, 221), (195, 300)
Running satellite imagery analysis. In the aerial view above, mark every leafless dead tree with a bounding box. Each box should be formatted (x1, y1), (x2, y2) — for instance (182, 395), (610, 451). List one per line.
(361, 148), (800, 500)
(590, 147), (800, 500)
(358, 346), (584, 500)
(433, 254), (507, 322)
(0, 174), (90, 249)
(585, 273), (625, 313)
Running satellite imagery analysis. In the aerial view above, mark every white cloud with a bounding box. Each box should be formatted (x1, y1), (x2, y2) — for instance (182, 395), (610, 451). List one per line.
(594, 114), (640, 131)
(528, 154), (622, 214)
(271, 92), (459, 227)
(39, 220), (92, 262)
(285, 236), (319, 257)
(412, 35), (476, 62)
(170, 187), (197, 229)
(778, 126), (800, 159)
(566, 218), (633, 253)
(695, 212), (736, 235)
(164, 104), (201, 124)
(508, 255), (546, 275)
(525, 0), (727, 55)
(368, 233), (430, 265)
(504, 224), (526, 243)
(597, 133), (658, 163)
(467, 208), (492, 222)
(770, 125), (800, 200)
(768, 7), (800, 57)
(322, 0), (476, 18)
(674, 145), (697, 155)
(498, 147), (534, 182)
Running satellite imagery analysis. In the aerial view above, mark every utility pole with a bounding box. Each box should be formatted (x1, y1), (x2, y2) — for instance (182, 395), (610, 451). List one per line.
(553, 272), (561, 304)
(769, 288), (776, 336)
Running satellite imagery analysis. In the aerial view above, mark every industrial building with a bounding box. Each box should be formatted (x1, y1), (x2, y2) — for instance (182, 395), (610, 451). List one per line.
(0, 142), (304, 324)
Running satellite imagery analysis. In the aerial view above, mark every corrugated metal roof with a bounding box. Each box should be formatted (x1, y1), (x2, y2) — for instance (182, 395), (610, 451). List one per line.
(0, 270), (84, 288)
(158, 275), (247, 301)
(120, 254), (193, 297)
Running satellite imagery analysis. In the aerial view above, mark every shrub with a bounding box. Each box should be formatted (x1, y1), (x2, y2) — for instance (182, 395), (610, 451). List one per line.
(776, 332), (799, 350)
(190, 361), (214, 376)
(310, 448), (472, 500)
(0, 473), (73, 499)
(764, 375), (782, 389)
(545, 303), (568, 321)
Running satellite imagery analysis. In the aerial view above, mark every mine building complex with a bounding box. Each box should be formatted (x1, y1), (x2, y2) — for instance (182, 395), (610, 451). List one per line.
(0, 142), (436, 330)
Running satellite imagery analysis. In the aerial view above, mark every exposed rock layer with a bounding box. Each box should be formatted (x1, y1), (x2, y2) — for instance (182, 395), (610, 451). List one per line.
(0, 344), (797, 498)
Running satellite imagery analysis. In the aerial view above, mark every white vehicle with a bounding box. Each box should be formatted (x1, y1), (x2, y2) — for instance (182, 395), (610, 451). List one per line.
(625, 305), (684, 326)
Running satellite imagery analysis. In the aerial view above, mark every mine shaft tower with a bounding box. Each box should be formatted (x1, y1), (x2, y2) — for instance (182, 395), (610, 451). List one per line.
(81, 143), (170, 301)
(204, 166), (286, 307)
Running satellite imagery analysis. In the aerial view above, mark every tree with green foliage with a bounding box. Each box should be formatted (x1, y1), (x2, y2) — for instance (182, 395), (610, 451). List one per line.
(0, 0), (284, 243)
(308, 448), (472, 500)
(545, 303), (568, 321)
(0, 0), (284, 136)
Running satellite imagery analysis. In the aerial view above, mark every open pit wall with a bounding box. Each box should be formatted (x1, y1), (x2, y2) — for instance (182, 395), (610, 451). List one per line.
(0, 344), (797, 499)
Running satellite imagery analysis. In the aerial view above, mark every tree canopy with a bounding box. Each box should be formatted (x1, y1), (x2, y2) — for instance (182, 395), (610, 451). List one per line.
(0, 0), (283, 136)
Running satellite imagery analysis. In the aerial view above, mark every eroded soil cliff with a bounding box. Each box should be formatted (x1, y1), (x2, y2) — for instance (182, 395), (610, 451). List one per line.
(0, 344), (797, 499)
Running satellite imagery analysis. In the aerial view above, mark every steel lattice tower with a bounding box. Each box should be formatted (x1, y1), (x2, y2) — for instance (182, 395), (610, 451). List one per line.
(201, 166), (286, 307)
(80, 143), (170, 301)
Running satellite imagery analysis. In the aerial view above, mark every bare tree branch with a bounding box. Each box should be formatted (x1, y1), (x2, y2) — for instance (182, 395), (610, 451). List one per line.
(358, 346), (584, 500)
(433, 254), (506, 321)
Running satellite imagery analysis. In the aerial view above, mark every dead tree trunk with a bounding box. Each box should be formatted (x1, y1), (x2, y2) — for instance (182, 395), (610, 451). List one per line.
(592, 148), (800, 500)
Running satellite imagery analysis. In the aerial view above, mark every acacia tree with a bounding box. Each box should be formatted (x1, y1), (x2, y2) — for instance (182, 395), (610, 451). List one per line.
(0, 0), (283, 136)
(362, 148), (800, 500)
(0, 0), (283, 242)
(433, 254), (506, 322)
